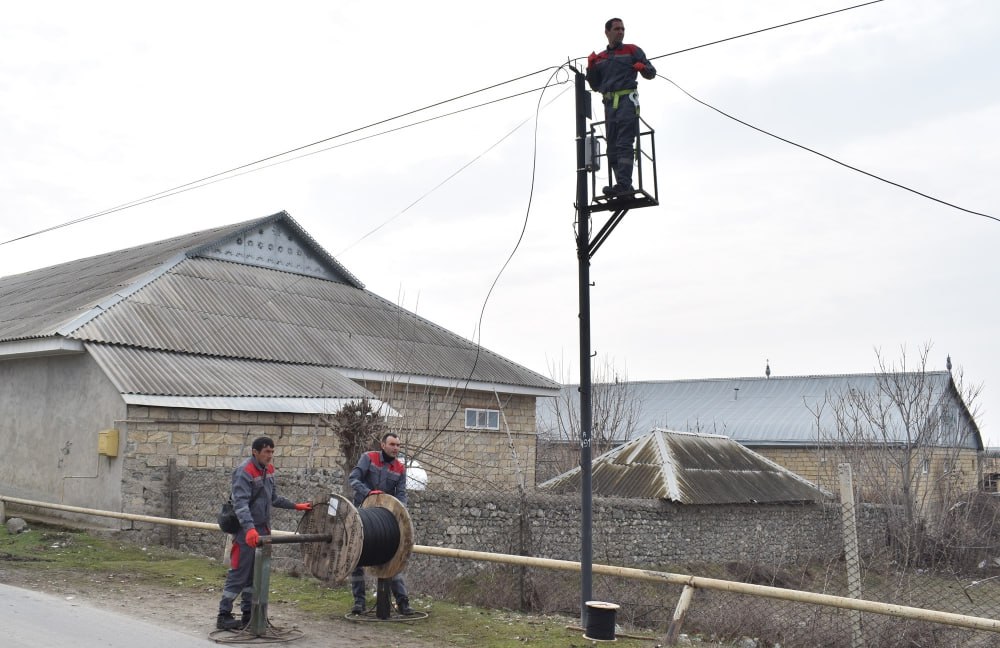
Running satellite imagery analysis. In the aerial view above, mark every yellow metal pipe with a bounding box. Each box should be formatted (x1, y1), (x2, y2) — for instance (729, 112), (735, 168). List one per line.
(4, 494), (999, 633)
(412, 545), (1000, 632)
(0, 495), (294, 535)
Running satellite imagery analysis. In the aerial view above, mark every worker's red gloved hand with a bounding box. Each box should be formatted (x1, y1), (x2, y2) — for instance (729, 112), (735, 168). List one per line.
(632, 62), (646, 72)
(294, 502), (313, 511)
(245, 528), (260, 548)
(587, 51), (598, 67)
(369, 490), (383, 496)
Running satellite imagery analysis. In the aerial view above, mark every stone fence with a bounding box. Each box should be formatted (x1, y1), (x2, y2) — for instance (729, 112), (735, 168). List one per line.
(406, 491), (885, 568)
(149, 473), (885, 579)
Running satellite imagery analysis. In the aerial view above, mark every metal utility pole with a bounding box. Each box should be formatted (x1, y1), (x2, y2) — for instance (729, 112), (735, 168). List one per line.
(573, 66), (595, 624)
(572, 62), (658, 627)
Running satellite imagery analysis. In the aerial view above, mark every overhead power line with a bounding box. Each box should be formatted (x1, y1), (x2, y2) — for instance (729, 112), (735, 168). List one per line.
(657, 73), (998, 223)
(649, 0), (885, 61)
(0, 67), (558, 248)
(0, 0), (920, 246)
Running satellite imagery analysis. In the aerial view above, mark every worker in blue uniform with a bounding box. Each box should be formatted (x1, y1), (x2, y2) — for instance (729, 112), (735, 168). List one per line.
(586, 17), (656, 197)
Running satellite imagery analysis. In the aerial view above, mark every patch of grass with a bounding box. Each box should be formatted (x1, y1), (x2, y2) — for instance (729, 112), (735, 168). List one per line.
(0, 525), (225, 589)
(1, 525), (660, 647)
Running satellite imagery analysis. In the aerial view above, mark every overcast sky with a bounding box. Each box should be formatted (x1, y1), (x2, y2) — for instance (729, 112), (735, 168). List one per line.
(2, 2), (998, 443)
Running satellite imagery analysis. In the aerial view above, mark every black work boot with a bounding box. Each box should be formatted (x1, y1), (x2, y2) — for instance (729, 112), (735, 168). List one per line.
(397, 597), (414, 615)
(216, 613), (242, 630)
(241, 611), (252, 627)
(351, 599), (366, 615)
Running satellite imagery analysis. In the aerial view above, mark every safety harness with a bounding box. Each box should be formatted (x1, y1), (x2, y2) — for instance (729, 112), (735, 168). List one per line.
(604, 89), (642, 113)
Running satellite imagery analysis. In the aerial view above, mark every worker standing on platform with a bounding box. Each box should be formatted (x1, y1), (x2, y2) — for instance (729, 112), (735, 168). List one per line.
(586, 17), (656, 197)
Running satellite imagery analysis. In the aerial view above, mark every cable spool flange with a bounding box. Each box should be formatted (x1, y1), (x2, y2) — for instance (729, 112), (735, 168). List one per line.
(300, 493), (365, 584)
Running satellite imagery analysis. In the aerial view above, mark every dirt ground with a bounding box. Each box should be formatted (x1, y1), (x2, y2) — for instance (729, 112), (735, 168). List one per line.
(0, 564), (439, 648)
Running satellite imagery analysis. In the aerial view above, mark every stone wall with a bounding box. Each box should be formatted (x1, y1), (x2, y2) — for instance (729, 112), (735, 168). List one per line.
(406, 491), (887, 570)
(116, 391), (540, 551)
(119, 404), (892, 569)
(119, 404), (341, 547)
(134, 483), (890, 580)
(358, 381), (538, 489)
(754, 445), (979, 526)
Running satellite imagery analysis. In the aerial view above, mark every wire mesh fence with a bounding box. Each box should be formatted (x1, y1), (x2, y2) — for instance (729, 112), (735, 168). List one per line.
(137, 412), (1000, 648)
(164, 433), (1000, 648)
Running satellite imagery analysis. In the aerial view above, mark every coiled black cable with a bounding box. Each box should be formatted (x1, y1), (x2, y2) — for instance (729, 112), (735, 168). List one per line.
(358, 507), (400, 566)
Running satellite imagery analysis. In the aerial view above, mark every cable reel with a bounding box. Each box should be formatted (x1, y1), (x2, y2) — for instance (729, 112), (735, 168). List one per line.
(298, 492), (414, 584)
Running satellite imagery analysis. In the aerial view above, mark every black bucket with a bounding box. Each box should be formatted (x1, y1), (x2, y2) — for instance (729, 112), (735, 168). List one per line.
(584, 600), (620, 641)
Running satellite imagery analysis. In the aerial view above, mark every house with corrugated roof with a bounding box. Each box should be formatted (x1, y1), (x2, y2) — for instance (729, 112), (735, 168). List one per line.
(0, 212), (558, 521)
(537, 373), (982, 518)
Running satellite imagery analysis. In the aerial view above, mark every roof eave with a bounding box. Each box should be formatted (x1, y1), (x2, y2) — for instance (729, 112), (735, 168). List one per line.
(0, 336), (85, 360)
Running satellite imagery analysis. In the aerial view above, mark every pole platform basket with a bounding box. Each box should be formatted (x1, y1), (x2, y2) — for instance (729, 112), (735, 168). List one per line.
(587, 116), (658, 214)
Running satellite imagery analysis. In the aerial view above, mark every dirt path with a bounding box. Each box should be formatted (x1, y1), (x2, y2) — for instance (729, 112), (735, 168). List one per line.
(0, 564), (439, 648)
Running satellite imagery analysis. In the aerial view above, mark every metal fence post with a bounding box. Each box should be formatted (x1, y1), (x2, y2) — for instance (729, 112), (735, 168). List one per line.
(839, 463), (864, 648)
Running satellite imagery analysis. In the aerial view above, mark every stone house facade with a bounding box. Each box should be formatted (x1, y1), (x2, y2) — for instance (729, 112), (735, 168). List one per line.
(0, 212), (557, 529)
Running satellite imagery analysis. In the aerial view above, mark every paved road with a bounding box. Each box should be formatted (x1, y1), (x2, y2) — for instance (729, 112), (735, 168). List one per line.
(0, 583), (218, 647)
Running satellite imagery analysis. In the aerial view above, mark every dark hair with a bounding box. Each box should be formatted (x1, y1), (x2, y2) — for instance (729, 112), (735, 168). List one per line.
(252, 436), (275, 452)
(605, 18), (623, 31)
(381, 432), (399, 443)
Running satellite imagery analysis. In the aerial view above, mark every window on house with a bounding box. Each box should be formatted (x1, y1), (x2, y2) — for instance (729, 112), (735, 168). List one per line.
(465, 408), (500, 430)
(921, 458), (930, 474)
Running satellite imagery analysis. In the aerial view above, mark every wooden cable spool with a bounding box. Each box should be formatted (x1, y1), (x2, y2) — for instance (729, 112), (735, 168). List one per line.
(360, 492), (413, 579)
(299, 492), (413, 584)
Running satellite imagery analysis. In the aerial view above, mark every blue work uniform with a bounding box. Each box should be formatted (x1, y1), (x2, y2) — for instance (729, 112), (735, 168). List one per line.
(586, 42), (656, 191)
(218, 456), (295, 618)
(348, 450), (409, 608)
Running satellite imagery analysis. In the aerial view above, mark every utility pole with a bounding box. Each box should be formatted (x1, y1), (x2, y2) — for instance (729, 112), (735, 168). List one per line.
(573, 66), (594, 625)
(572, 62), (658, 628)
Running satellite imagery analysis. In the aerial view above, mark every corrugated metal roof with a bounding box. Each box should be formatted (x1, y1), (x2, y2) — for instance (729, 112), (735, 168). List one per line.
(0, 212), (559, 393)
(86, 343), (374, 398)
(0, 215), (281, 341)
(537, 373), (981, 449)
(538, 428), (829, 504)
(69, 256), (554, 388)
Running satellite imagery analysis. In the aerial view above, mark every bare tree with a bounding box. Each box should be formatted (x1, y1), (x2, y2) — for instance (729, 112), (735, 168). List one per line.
(812, 343), (982, 565)
(322, 397), (388, 496)
(537, 355), (642, 482)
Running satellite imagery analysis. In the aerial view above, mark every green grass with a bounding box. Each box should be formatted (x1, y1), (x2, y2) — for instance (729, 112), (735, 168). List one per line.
(1, 524), (660, 647)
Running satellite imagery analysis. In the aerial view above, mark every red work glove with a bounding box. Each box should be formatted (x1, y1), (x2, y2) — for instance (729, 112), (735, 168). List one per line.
(587, 51), (598, 67)
(368, 490), (383, 496)
(294, 502), (313, 511)
(245, 528), (260, 548)
(632, 62), (646, 72)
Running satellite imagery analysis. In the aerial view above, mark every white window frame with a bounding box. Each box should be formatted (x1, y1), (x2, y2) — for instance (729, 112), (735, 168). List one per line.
(465, 408), (500, 430)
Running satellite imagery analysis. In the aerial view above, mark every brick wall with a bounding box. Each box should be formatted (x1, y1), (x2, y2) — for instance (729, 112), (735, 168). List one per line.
(753, 445), (979, 526)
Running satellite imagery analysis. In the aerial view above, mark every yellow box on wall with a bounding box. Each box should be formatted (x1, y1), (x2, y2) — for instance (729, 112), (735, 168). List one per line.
(98, 429), (119, 457)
